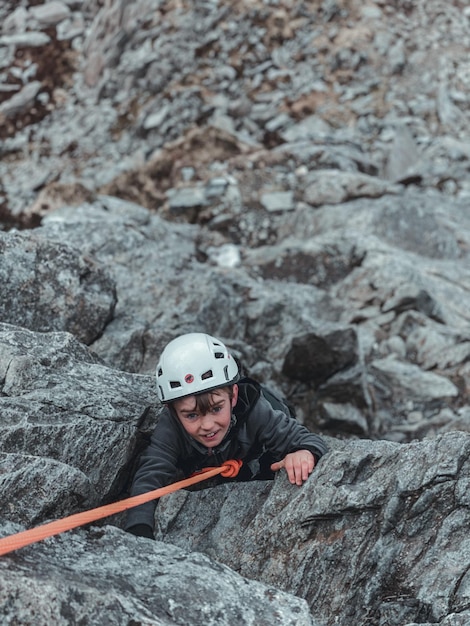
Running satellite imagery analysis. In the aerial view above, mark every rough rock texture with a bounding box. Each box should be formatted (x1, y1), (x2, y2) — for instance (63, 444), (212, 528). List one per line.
(156, 432), (470, 626)
(0, 230), (116, 344)
(0, 524), (315, 625)
(0, 0), (470, 624)
(0, 323), (158, 526)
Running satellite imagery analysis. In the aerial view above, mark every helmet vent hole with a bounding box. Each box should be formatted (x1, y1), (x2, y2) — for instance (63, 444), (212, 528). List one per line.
(170, 381), (182, 389)
(201, 370), (213, 380)
(157, 368), (163, 376)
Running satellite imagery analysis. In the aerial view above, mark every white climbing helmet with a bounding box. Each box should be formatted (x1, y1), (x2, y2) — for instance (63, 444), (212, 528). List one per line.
(156, 332), (239, 402)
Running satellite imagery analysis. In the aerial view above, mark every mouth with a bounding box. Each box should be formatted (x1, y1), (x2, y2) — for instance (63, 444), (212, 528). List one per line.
(203, 431), (219, 440)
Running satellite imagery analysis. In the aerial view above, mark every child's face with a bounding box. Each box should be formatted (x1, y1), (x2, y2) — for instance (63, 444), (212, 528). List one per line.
(173, 385), (238, 448)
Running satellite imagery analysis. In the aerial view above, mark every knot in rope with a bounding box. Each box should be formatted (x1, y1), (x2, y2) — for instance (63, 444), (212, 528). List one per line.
(220, 459), (242, 478)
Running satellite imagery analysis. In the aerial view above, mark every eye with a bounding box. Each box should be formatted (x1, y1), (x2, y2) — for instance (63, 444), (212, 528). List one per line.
(211, 405), (223, 414)
(185, 412), (199, 421)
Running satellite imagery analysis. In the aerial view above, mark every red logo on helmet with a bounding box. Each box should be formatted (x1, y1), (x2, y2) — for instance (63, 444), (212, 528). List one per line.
(185, 374), (195, 384)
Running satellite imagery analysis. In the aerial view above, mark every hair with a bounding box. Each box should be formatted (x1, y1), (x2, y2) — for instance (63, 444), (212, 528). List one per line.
(171, 385), (234, 415)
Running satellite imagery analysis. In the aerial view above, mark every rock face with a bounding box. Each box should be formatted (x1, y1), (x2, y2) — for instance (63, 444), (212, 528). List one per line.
(0, 230), (116, 344)
(155, 432), (470, 626)
(0, 323), (157, 526)
(0, 0), (470, 624)
(0, 524), (315, 626)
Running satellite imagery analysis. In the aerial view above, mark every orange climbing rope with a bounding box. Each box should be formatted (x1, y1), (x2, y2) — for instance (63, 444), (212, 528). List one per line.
(0, 459), (242, 557)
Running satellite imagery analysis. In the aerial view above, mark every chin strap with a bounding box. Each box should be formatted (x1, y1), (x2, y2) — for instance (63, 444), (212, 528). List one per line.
(0, 459), (243, 557)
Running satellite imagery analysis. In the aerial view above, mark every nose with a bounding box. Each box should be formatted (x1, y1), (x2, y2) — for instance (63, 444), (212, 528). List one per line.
(199, 413), (214, 431)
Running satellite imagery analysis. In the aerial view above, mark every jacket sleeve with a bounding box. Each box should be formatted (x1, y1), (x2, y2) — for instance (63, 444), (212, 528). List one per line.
(246, 394), (328, 462)
(125, 410), (181, 530)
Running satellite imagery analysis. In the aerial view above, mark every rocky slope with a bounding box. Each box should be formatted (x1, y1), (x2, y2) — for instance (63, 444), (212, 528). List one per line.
(0, 1), (469, 625)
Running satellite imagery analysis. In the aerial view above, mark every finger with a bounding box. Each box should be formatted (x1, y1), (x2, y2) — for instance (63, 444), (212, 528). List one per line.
(283, 455), (303, 485)
(291, 455), (314, 485)
(285, 458), (300, 485)
(270, 460), (284, 472)
(302, 455), (315, 481)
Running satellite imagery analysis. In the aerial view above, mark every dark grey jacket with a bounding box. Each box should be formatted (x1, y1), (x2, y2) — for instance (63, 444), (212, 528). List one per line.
(125, 378), (327, 530)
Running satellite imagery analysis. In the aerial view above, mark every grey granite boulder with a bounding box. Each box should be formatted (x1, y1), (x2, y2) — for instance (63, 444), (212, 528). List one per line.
(0, 323), (157, 525)
(155, 432), (470, 626)
(0, 230), (116, 345)
(0, 524), (316, 625)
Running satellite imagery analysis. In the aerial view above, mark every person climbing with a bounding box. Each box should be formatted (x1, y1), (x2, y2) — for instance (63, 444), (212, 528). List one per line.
(125, 332), (328, 539)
